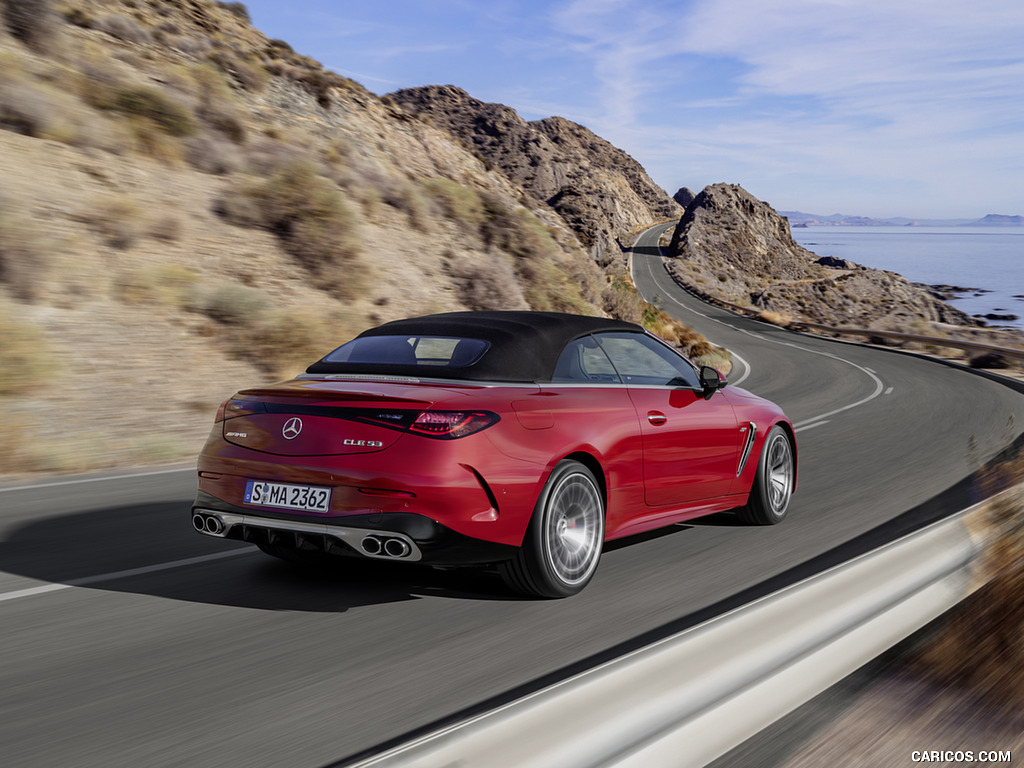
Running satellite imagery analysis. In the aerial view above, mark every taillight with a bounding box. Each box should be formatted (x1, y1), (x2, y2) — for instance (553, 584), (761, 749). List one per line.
(215, 398), (267, 422)
(408, 411), (499, 439)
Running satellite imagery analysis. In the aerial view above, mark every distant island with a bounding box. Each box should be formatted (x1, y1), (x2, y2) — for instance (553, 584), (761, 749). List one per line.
(782, 211), (1024, 227)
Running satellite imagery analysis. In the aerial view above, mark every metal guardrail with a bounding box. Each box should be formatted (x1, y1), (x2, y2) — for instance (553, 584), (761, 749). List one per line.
(789, 323), (1024, 361)
(349, 507), (987, 767)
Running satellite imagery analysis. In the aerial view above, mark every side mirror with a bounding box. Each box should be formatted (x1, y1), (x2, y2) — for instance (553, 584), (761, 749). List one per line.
(700, 366), (727, 399)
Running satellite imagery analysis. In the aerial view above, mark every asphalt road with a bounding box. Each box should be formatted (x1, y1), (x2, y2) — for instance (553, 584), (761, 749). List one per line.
(1, 224), (1022, 768)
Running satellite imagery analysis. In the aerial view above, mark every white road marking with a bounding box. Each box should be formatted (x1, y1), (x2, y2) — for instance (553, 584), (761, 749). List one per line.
(795, 421), (829, 433)
(0, 466), (196, 493)
(634, 224), (886, 430)
(726, 349), (752, 388)
(885, 386), (894, 395)
(0, 549), (255, 604)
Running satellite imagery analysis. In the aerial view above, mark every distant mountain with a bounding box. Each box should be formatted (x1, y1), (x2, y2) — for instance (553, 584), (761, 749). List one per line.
(966, 214), (1024, 227)
(781, 211), (977, 227)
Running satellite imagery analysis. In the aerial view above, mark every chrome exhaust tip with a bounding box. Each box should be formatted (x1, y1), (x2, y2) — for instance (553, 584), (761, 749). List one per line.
(193, 513), (225, 536)
(383, 538), (411, 558)
(361, 536), (383, 555)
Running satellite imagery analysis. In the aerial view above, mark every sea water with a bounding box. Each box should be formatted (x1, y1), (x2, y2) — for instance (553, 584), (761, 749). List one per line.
(791, 227), (1024, 331)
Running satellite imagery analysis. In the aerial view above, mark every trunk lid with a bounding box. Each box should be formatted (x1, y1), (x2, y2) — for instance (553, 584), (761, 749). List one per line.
(220, 379), (470, 456)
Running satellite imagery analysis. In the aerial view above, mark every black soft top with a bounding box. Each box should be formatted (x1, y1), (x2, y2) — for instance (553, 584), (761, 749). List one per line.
(305, 311), (645, 382)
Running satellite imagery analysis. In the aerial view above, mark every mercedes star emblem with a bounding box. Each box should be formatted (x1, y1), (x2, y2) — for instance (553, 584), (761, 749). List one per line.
(282, 417), (303, 440)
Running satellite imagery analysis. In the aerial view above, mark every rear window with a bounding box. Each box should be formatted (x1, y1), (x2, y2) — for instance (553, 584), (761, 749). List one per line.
(320, 336), (490, 368)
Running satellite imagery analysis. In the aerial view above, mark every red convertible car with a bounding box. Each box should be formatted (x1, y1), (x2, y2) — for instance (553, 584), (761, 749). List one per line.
(192, 311), (796, 597)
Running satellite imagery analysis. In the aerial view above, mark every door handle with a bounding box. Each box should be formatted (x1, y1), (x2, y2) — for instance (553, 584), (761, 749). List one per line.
(647, 411), (668, 426)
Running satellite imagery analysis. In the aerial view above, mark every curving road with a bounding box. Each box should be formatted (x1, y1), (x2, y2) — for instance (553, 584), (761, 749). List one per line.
(1, 224), (1022, 767)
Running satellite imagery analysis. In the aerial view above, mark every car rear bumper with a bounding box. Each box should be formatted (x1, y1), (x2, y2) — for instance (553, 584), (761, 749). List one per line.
(191, 491), (519, 565)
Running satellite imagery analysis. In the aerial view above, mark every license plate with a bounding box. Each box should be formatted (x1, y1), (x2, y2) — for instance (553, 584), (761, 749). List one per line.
(243, 481), (331, 513)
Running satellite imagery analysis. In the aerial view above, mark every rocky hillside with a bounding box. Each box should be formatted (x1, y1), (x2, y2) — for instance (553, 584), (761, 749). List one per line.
(666, 184), (983, 330)
(0, 0), (710, 476)
(390, 85), (682, 264)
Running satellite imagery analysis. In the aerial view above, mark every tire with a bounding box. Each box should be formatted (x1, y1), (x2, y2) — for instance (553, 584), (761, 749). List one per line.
(499, 460), (605, 598)
(737, 425), (794, 525)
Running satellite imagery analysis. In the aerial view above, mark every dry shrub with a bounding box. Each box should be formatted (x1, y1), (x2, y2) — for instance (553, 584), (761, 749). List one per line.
(205, 107), (246, 143)
(456, 256), (529, 311)
(688, 342), (732, 376)
(86, 195), (144, 249)
(149, 215), (184, 242)
(0, 55), (102, 145)
(650, 313), (704, 350)
(422, 177), (486, 232)
(197, 283), (269, 325)
(216, 160), (364, 294)
(3, 0), (60, 52)
(123, 116), (184, 164)
(757, 310), (792, 327)
(189, 65), (247, 141)
(481, 200), (592, 313)
(207, 50), (266, 91)
(379, 177), (431, 229)
(75, 50), (125, 106)
(184, 133), (244, 174)
(322, 138), (351, 167)
(0, 302), (53, 395)
(105, 84), (197, 136)
(291, 67), (348, 108)
(117, 263), (198, 306)
(915, 456), (1024, 708)
(168, 34), (213, 57)
(264, 39), (294, 58)
(241, 311), (328, 375)
(242, 136), (307, 175)
(0, 206), (54, 302)
(62, 7), (94, 28)
(216, 2), (251, 23)
(602, 276), (645, 324)
(93, 13), (152, 44)
(0, 77), (65, 138)
(602, 276), (706, 356)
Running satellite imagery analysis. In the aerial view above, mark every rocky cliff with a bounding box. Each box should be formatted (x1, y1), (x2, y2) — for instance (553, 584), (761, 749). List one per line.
(389, 85), (681, 263)
(667, 184), (982, 329)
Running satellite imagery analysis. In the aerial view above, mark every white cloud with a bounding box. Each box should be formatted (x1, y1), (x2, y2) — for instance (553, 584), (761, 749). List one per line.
(544, 0), (1024, 216)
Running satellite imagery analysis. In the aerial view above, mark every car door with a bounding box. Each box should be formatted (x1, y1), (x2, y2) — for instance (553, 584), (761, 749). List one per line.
(594, 332), (741, 507)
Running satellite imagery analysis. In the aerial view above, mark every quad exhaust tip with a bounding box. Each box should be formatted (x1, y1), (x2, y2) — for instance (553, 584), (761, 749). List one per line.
(193, 513), (225, 536)
(383, 537), (411, 558)
(361, 535), (413, 559)
(192, 512), (413, 557)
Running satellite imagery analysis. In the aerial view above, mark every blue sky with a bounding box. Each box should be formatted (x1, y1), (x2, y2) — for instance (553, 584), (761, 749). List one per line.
(240, 0), (1024, 219)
